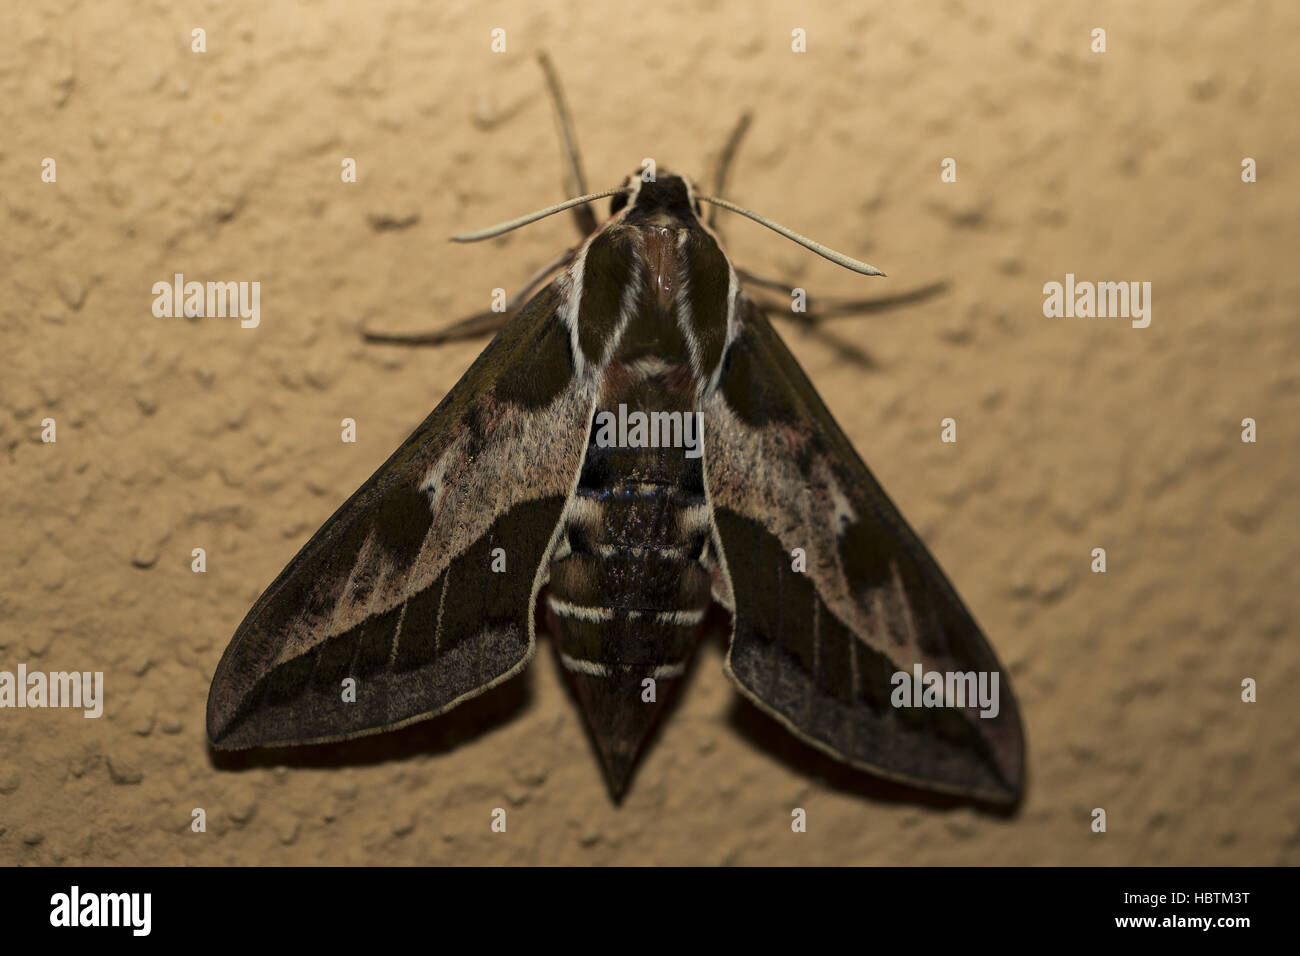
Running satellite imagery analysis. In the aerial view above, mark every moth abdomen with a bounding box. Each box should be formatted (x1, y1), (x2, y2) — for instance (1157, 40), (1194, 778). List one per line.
(544, 395), (714, 797)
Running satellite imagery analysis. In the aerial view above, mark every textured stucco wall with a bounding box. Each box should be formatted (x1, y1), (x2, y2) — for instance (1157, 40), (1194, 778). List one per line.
(1, 0), (1297, 864)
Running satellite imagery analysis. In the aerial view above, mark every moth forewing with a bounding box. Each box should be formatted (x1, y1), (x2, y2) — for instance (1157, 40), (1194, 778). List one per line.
(700, 300), (1024, 805)
(206, 286), (596, 750)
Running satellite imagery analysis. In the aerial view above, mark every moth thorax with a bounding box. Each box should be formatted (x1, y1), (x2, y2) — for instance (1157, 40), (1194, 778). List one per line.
(641, 225), (682, 312)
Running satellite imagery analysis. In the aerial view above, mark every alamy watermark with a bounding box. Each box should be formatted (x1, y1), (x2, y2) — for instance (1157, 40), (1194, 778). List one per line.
(0, 664), (103, 718)
(152, 273), (260, 328)
(1042, 273), (1151, 328)
(593, 404), (704, 459)
(890, 664), (1000, 719)
(50, 886), (150, 936)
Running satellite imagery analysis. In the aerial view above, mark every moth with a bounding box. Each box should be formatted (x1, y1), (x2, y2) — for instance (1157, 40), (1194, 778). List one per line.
(207, 56), (1025, 805)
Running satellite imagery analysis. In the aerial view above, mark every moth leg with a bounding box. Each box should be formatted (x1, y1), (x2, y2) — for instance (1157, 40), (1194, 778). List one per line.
(741, 279), (950, 369)
(707, 112), (754, 233)
(362, 309), (511, 346)
(740, 269), (950, 323)
(362, 247), (575, 346)
(774, 319), (878, 369)
(537, 52), (598, 239)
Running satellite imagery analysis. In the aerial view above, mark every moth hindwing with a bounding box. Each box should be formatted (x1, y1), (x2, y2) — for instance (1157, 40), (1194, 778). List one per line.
(208, 82), (1023, 807)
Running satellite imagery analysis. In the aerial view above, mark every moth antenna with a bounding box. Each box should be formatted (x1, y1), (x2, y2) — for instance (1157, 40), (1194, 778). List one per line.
(452, 188), (628, 243)
(697, 195), (886, 277)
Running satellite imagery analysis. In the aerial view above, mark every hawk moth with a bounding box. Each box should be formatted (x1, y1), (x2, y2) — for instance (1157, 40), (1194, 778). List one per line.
(207, 59), (1024, 806)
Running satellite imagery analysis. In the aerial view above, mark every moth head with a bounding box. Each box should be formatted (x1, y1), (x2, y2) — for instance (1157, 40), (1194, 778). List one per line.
(451, 175), (883, 280)
(610, 171), (705, 225)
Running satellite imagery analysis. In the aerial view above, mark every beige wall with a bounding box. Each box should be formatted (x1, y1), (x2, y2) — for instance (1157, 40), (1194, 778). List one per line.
(1, 0), (1296, 864)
